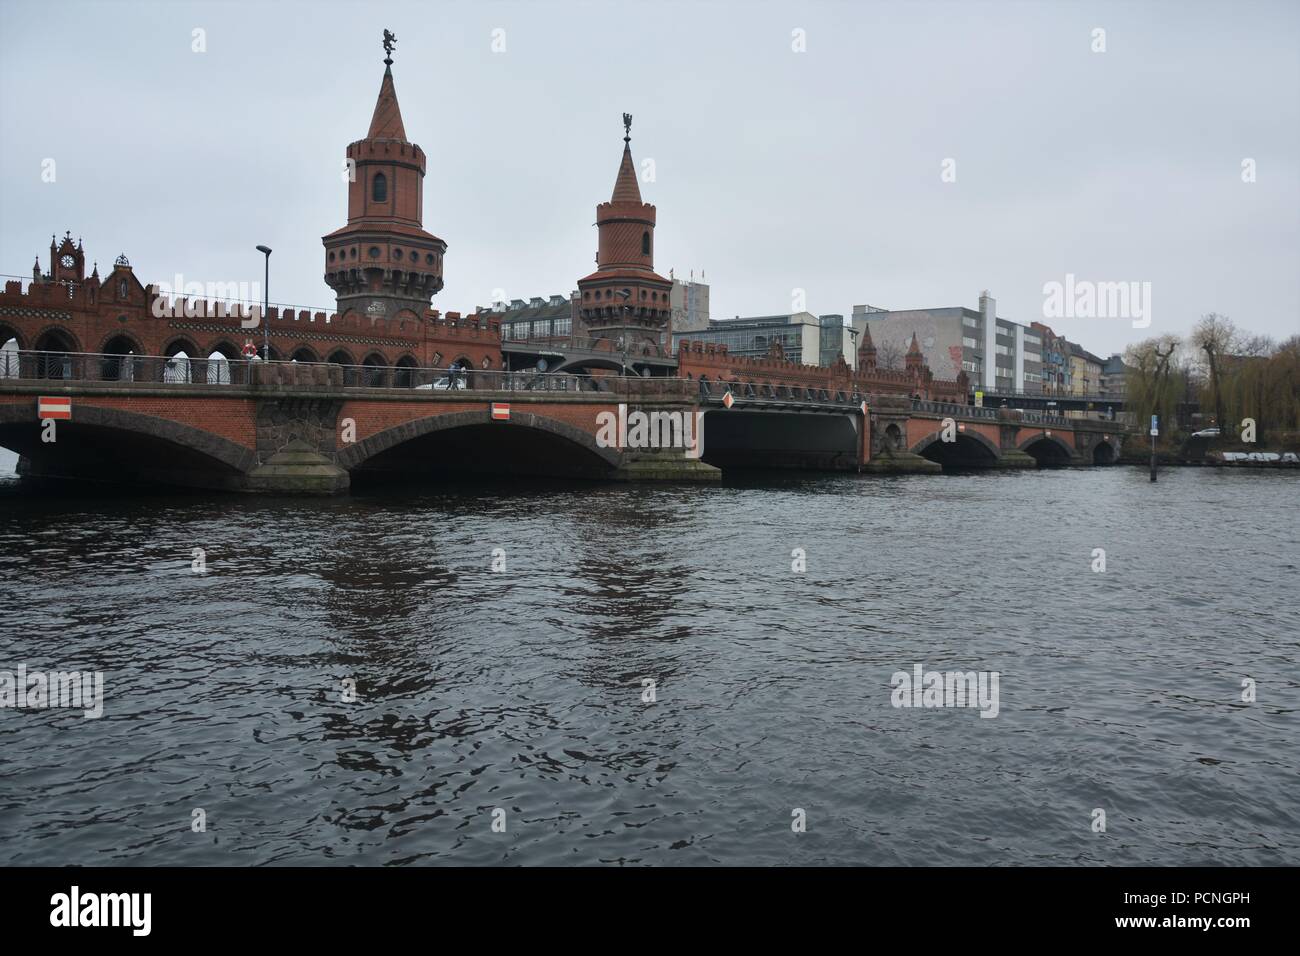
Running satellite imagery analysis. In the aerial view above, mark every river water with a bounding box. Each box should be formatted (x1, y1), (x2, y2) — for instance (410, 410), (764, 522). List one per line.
(0, 463), (1296, 866)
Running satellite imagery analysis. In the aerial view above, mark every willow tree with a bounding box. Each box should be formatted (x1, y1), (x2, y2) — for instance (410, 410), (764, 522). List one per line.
(1191, 313), (1237, 432)
(1124, 335), (1182, 434)
(1260, 335), (1300, 437)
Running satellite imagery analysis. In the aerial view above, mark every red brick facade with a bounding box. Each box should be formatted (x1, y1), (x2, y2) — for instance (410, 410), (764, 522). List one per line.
(676, 339), (969, 403)
(0, 261), (502, 375)
(575, 121), (673, 351)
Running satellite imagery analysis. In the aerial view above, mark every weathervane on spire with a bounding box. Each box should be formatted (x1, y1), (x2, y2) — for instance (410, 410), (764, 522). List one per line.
(622, 112), (632, 143)
(383, 29), (397, 66)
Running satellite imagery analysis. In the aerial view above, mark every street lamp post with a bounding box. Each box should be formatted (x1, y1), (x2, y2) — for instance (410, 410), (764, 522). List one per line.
(616, 288), (631, 376)
(256, 245), (272, 361)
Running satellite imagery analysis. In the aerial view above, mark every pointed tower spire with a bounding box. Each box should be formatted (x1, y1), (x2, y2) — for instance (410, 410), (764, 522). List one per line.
(906, 331), (925, 373)
(367, 65), (407, 140)
(611, 143), (642, 203)
(611, 114), (641, 203)
(857, 322), (877, 370)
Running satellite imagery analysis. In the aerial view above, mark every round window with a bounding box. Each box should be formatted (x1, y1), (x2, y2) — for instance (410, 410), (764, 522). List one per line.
(368, 247), (381, 259)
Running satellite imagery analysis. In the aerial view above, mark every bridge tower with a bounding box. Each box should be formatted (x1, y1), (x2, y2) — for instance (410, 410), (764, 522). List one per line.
(576, 116), (673, 358)
(322, 37), (447, 323)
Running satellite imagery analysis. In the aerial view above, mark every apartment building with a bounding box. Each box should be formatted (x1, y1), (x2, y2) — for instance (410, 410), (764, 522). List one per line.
(850, 291), (1043, 393)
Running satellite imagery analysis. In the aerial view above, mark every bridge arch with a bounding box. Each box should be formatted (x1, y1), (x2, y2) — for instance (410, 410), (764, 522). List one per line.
(1018, 432), (1075, 467)
(98, 330), (145, 356)
(551, 355), (626, 375)
(393, 354), (418, 388)
(289, 345), (320, 364)
(1092, 439), (1117, 465)
(162, 335), (201, 359)
(325, 348), (355, 366)
(338, 408), (621, 480)
(911, 427), (1001, 469)
(0, 402), (257, 489)
(32, 327), (80, 379)
(0, 322), (26, 351)
(97, 332), (145, 381)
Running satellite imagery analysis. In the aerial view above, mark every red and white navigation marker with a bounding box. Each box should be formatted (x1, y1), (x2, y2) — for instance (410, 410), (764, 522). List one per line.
(37, 396), (72, 420)
(722, 390), (734, 409)
(860, 400), (868, 416)
(490, 402), (511, 421)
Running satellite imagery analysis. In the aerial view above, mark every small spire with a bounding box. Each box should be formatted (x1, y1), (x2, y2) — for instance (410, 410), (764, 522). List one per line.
(367, 57), (407, 139)
(610, 117), (642, 204)
(907, 331), (921, 354)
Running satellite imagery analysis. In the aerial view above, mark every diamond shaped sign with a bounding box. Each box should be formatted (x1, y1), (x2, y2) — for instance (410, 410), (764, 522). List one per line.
(722, 390), (734, 409)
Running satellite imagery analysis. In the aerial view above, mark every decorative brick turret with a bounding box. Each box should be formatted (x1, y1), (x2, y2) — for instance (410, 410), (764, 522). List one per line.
(857, 323), (877, 371)
(905, 331), (924, 373)
(576, 115), (673, 356)
(321, 39), (447, 324)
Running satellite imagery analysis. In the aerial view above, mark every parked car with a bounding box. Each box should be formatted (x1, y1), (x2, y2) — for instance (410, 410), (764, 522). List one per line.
(1191, 427), (1221, 439)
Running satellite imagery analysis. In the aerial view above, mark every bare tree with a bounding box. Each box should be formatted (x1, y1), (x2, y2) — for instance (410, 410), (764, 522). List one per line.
(1191, 313), (1237, 432)
(877, 340), (904, 371)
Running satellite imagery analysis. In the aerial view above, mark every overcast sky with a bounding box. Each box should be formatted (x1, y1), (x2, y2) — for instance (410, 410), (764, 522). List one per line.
(2, 0), (1297, 357)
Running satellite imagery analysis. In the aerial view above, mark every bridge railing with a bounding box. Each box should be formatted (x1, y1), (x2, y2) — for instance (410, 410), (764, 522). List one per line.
(331, 362), (692, 397)
(912, 399), (1003, 421)
(0, 349), (256, 385)
(697, 377), (866, 408)
(500, 333), (674, 361)
(0, 349), (695, 399)
(910, 396), (1124, 429)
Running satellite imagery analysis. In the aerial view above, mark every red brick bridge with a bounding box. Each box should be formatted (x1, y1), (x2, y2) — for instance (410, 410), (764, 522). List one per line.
(0, 348), (1125, 493)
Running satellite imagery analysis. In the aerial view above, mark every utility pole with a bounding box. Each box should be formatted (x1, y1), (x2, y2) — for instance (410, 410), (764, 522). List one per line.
(1150, 413), (1158, 482)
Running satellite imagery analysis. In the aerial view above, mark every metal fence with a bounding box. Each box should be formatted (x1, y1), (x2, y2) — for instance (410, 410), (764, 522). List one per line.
(0, 349), (694, 398)
(0, 349), (255, 385)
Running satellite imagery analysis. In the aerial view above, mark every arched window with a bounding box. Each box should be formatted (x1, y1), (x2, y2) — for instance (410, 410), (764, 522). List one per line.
(0, 338), (18, 379)
(164, 350), (191, 384)
(372, 172), (387, 202)
(641, 231), (650, 255)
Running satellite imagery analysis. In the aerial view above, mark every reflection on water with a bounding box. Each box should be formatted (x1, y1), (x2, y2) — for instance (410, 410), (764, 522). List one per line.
(0, 466), (1296, 865)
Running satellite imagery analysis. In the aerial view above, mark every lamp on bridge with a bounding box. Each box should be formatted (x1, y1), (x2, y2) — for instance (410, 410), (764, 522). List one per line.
(615, 288), (631, 375)
(255, 245), (272, 360)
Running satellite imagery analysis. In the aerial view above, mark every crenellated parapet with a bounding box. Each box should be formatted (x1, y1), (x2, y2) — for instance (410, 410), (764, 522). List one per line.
(676, 340), (969, 402)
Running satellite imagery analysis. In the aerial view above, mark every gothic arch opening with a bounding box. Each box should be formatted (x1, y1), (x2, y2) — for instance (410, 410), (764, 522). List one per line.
(394, 354), (418, 388)
(100, 333), (142, 381)
(206, 351), (231, 384)
(361, 352), (388, 387)
(1, 335), (21, 379)
(33, 329), (79, 379)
